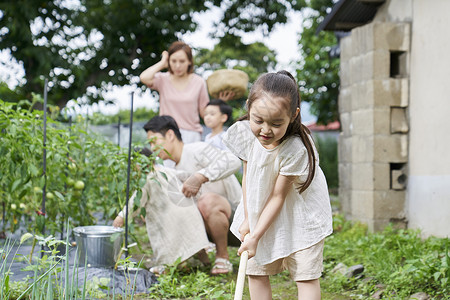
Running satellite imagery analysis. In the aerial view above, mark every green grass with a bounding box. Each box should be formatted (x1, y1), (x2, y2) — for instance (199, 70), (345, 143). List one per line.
(3, 215), (448, 299)
(129, 214), (449, 299)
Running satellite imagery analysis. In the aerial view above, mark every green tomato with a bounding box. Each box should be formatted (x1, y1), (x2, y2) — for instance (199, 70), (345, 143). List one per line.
(46, 192), (55, 199)
(33, 186), (42, 194)
(74, 180), (85, 190)
(66, 178), (75, 187)
(68, 163), (77, 171)
(11, 203), (17, 210)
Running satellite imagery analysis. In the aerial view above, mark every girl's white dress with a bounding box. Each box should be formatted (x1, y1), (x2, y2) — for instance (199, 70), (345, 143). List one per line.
(223, 121), (333, 265)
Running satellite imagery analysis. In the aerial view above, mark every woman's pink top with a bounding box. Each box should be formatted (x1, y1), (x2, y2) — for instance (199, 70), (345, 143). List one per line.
(150, 72), (209, 133)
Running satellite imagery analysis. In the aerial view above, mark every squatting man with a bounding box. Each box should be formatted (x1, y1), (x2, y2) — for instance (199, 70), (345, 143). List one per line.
(113, 115), (241, 275)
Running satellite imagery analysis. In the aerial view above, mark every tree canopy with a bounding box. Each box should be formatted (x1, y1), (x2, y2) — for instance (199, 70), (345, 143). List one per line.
(296, 0), (340, 124)
(0, 0), (304, 108)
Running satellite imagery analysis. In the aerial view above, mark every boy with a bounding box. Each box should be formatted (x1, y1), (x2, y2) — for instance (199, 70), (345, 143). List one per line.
(203, 99), (233, 150)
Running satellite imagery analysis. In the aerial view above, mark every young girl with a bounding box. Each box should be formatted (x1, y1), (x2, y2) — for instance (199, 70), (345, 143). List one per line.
(222, 71), (333, 300)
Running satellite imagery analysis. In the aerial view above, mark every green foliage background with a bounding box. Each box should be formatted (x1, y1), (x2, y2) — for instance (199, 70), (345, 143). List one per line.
(0, 98), (156, 235)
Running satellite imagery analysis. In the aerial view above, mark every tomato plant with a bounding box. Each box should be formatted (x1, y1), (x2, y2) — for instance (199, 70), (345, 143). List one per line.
(0, 98), (156, 236)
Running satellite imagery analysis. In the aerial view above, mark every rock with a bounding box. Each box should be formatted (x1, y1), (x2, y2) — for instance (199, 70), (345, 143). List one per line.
(372, 288), (384, 299)
(346, 264), (364, 278)
(331, 262), (348, 276)
(409, 292), (431, 300)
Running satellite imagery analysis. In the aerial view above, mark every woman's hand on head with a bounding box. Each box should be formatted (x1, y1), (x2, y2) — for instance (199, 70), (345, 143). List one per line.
(160, 51), (169, 69)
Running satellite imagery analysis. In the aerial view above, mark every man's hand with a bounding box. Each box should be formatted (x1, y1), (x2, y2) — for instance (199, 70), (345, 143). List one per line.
(113, 216), (124, 228)
(182, 173), (208, 198)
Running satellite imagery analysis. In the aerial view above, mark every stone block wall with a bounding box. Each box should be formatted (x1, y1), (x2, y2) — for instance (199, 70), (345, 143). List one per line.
(338, 22), (410, 231)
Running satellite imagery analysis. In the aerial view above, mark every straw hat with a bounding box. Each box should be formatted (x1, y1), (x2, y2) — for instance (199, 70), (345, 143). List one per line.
(207, 69), (249, 100)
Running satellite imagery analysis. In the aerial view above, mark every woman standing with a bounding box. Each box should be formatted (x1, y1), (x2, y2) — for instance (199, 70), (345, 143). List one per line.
(140, 41), (209, 143)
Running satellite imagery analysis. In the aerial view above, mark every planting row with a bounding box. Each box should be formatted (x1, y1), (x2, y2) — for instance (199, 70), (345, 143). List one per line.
(0, 98), (156, 236)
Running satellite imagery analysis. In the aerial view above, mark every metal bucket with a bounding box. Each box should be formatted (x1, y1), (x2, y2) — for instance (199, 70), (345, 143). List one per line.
(73, 225), (124, 268)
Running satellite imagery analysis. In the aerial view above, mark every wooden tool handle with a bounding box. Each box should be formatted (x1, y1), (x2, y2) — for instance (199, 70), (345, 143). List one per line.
(234, 234), (249, 300)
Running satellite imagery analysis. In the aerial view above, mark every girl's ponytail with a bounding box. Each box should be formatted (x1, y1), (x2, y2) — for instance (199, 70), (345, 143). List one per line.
(276, 70), (316, 193)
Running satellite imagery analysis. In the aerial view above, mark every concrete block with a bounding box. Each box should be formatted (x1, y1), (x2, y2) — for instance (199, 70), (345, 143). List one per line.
(352, 135), (374, 163)
(375, 22), (410, 52)
(351, 190), (374, 220)
(373, 79), (409, 107)
(391, 169), (407, 190)
(373, 190), (406, 219)
(351, 109), (373, 136)
(374, 134), (408, 163)
(391, 107), (409, 133)
(351, 107), (393, 137)
(339, 162), (352, 189)
(351, 82), (373, 110)
(338, 188), (352, 217)
(352, 162), (390, 190)
(338, 135), (352, 162)
(350, 50), (390, 83)
(339, 112), (352, 137)
(373, 108), (391, 135)
(339, 87), (352, 114)
(340, 34), (354, 63)
(340, 60), (351, 88)
(351, 79), (409, 110)
(353, 22), (410, 53)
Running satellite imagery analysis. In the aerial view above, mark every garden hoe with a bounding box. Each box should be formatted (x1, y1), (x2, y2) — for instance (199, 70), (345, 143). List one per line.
(233, 235), (249, 300)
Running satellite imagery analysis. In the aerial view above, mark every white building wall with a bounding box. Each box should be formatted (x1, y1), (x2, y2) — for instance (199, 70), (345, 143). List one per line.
(407, 0), (450, 237)
(361, 0), (450, 237)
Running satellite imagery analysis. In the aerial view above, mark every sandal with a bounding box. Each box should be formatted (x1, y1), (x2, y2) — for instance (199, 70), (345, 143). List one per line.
(211, 258), (233, 275)
(150, 265), (166, 275)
